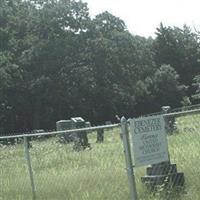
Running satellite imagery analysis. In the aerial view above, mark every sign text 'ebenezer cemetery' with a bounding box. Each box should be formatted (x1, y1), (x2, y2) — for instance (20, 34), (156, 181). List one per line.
(130, 115), (169, 167)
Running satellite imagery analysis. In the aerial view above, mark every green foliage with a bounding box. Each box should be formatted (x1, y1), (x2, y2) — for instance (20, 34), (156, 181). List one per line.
(154, 24), (200, 92)
(152, 64), (186, 107)
(0, 0), (199, 132)
(93, 11), (126, 38)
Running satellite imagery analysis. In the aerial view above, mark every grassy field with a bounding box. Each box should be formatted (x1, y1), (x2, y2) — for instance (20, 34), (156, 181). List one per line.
(0, 113), (200, 200)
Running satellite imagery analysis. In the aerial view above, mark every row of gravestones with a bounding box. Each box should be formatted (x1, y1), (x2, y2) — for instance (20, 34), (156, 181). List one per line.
(56, 117), (105, 151)
(55, 108), (184, 191)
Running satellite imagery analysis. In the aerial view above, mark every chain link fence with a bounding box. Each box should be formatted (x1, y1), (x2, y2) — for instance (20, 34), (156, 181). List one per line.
(134, 106), (200, 200)
(0, 105), (200, 200)
(0, 124), (130, 200)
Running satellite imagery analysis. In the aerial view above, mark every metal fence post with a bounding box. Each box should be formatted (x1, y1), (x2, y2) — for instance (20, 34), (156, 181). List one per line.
(121, 116), (138, 200)
(24, 136), (36, 200)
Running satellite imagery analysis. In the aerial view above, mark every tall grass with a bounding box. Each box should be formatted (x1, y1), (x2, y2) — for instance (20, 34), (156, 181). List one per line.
(0, 130), (129, 200)
(1, 113), (200, 200)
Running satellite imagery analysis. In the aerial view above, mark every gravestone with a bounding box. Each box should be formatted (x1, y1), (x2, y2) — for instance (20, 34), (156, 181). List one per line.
(141, 162), (184, 190)
(85, 121), (91, 128)
(162, 106), (177, 134)
(71, 117), (90, 151)
(105, 121), (113, 132)
(105, 121), (112, 125)
(32, 129), (45, 141)
(96, 129), (104, 143)
(85, 121), (92, 134)
(56, 120), (73, 143)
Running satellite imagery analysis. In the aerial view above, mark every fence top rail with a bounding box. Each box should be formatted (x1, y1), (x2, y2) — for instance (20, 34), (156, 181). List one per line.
(143, 108), (200, 118)
(143, 104), (200, 117)
(0, 123), (120, 140)
(164, 108), (200, 117)
(1, 108), (199, 140)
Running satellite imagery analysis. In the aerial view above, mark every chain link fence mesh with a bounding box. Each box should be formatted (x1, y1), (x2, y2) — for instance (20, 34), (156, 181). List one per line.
(0, 140), (31, 199)
(135, 107), (200, 200)
(0, 106), (200, 200)
(0, 126), (130, 200)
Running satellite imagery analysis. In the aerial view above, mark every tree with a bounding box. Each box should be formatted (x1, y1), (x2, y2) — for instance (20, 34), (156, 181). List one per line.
(0, 0), (92, 132)
(154, 23), (200, 96)
(82, 12), (157, 120)
(150, 64), (186, 109)
(93, 11), (126, 38)
(1, 1), (197, 134)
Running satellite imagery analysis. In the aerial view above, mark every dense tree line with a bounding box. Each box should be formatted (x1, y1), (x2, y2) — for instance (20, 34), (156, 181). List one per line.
(0, 0), (199, 133)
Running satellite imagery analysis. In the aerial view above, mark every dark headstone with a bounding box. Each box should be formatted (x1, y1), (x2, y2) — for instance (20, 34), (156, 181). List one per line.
(162, 106), (177, 134)
(85, 121), (91, 127)
(56, 120), (73, 143)
(85, 121), (92, 134)
(105, 121), (112, 125)
(96, 129), (104, 143)
(71, 117), (90, 151)
(141, 162), (184, 190)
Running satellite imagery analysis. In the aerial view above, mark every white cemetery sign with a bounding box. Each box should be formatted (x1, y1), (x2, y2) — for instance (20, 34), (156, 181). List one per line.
(130, 115), (169, 167)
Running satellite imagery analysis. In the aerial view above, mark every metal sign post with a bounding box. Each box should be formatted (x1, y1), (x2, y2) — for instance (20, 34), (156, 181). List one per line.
(121, 117), (138, 200)
(24, 136), (36, 200)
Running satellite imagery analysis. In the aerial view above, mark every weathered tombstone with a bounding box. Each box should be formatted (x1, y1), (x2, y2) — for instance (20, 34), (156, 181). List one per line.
(96, 129), (104, 143)
(116, 115), (123, 139)
(32, 129), (45, 141)
(142, 162), (184, 191)
(85, 121), (92, 134)
(162, 106), (176, 134)
(105, 121), (112, 125)
(105, 121), (113, 132)
(56, 120), (73, 143)
(26, 137), (32, 149)
(71, 117), (90, 151)
(85, 121), (91, 127)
